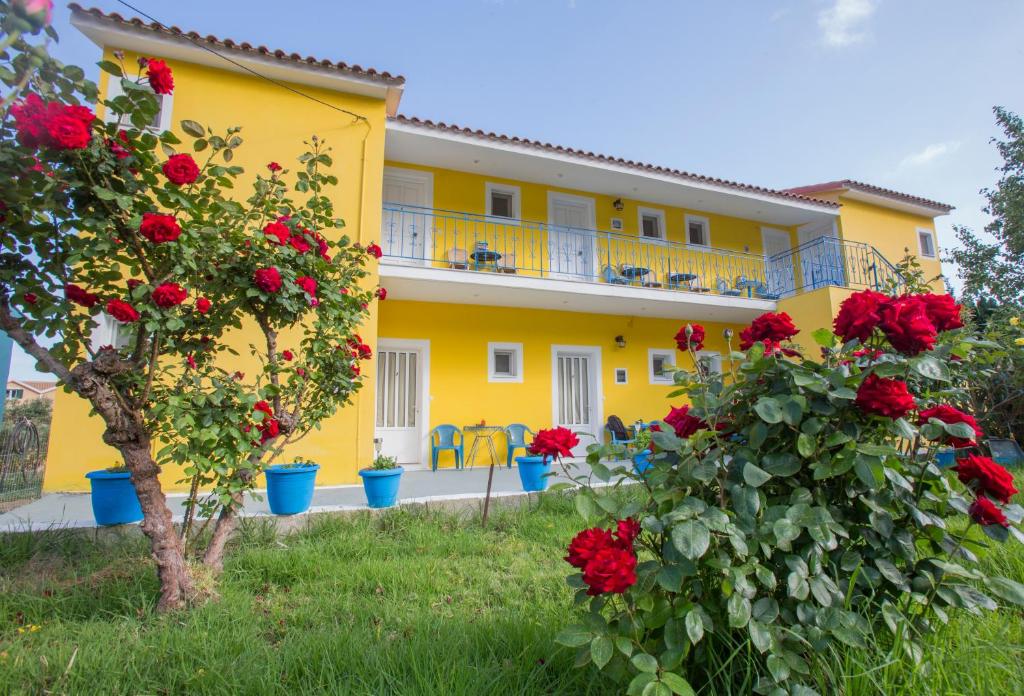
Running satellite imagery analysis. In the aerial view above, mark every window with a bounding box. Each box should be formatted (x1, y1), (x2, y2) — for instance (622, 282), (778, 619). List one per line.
(104, 78), (172, 133)
(917, 228), (937, 258)
(488, 342), (523, 382)
(6, 388), (24, 400)
(486, 183), (520, 220)
(638, 207), (666, 240)
(696, 351), (723, 376)
(685, 215), (710, 247)
(614, 368), (628, 384)
(648, 349), (675, 384)
(91, 313), (133, 352)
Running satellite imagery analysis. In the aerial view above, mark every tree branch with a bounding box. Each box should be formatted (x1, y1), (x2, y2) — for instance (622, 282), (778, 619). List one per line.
(0, 298), (74, 384)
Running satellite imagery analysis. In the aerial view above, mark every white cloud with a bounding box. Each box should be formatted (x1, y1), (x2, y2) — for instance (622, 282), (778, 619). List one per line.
(818, 0), (877, 47)
(898, 141), (961, 169)
(770, 7), (792, 22)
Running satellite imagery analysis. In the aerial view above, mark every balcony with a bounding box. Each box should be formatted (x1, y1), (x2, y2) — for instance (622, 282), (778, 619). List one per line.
(378, 204), (901, 321)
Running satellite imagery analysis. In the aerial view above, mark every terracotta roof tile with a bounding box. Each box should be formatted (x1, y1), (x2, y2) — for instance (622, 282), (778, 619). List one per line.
(785, 179), (953, 213)
(68, 4), (405, 86)
(390, 115), (839, 210)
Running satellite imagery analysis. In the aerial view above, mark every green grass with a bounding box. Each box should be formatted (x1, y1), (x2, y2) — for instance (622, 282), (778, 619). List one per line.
(1, 492), (1024, 695)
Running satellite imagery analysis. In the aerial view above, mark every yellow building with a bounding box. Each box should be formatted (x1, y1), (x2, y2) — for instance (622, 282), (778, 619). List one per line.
(45, 5), (953, 491)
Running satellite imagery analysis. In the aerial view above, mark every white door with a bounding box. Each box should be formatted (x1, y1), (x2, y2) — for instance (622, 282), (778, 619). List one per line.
(761, 227), (795, 296)
(548, 194), (596, 280)
(375, 346), (424, 465)
(381, 168), (432, 263)
(798, 221), (845, 290)
(553, 348), (601, 456)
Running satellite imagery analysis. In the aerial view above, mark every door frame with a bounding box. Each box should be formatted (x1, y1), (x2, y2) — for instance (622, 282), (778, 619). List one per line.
(375, 338), (431, 469)
(761, 226), (795, 296)
(550, 344), (604, 452)
(547, 191), (598, 281)
(382, 166), (434, 266)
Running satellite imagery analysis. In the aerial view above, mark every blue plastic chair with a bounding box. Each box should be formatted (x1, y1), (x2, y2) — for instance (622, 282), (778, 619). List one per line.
(504, 423), (535, 468)
(754, 281), (781, 300)
(605, 426), (636, 446)
(716, 277), (742, 297)
(430, 424), (464, 471)
(601, 265), (629, 285)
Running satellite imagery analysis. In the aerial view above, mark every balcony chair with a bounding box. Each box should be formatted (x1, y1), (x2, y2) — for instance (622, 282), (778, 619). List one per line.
(601, 265), (630, 285)
(715, 277), (742, 297)
(497, 251), (518, 274)
(754, 281), (781, 300)
(430, 424), (464, 471)
(447, 248), (468, 270)
(504, 423), (535, 467)
(642, 271), (663, 289)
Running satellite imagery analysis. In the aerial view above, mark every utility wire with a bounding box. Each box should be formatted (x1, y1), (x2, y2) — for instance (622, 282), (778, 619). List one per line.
(113, 0), (368, 122)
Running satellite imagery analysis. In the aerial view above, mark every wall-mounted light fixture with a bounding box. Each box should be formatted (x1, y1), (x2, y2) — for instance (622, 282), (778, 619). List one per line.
(614, 335), (626, 348)
(612, 198), (624, 212)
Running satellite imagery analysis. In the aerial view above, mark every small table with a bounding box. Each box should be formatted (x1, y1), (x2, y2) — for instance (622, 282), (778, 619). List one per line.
(667, 272), (696, 289)
(463, 425), (503, 467)
(470, 249), (501, 271)
(620, 265), (650, 285)
(735, 277), (760, 298)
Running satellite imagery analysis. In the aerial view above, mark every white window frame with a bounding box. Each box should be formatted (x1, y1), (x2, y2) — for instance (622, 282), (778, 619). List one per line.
(614, 368), (628, 385)
(696, 350), (723, 376)
(487, 341), (524, 383)
(485, 183), (521, 221)
(685, 214), (711, 248)
(648, 348), (676, 384)
(638, 206), (667, 241)
(917, 227), (937, 258)
(91, 313), (133, 352)
(104, 77), (173, 133)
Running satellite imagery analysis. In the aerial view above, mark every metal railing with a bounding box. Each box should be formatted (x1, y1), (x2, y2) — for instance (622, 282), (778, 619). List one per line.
(380, 204), (903, 299)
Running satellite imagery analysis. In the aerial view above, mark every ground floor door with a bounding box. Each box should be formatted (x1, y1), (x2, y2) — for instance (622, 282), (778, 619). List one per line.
(552, 346), (602, 456)
(375, 340), (428, 466)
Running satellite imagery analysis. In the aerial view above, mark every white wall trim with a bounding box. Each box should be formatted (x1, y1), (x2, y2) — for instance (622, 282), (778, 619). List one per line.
(684, 214), (711, 248)
(376, 338), (431, 468)
(485, 181), (522, 221)
(637, 206), (667, 241)
(916, 227), (937, 258)
(614, 367), (628, 385)
(648, 347), (676, 384)
(487, 341), (524, 383)
(550, 344), (604, 448)
(103, 78), (173, 133)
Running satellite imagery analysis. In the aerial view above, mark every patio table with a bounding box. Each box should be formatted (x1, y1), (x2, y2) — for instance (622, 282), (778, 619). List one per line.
(735, 277), (760, 298)
(470, 249), (502, 271)
(620, 265), (650, 285)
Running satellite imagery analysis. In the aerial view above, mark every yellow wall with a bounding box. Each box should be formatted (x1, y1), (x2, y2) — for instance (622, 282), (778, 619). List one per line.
(377, 300), (745, 467)
(777, 285), (854, 356)
(45, 49), (389, 491)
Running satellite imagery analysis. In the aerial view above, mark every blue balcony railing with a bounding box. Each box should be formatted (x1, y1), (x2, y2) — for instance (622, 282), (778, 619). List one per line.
(380, 203), (903, 300)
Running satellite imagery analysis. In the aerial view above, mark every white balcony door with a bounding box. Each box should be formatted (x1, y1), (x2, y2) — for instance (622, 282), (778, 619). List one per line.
(552, 345), (602, 457)
(382, 167), (433, 264)
(761, 227), (795, 296)
(375, 340), (429, 467)
(548, 193), (596, 280)
(798, 220), (845, 290)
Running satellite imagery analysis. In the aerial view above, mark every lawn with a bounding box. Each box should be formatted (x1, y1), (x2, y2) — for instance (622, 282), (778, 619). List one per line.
(1, 491), (1024, 695)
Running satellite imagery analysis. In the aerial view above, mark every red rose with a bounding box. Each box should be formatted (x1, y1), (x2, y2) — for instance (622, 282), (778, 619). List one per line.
(296, 367), (306, 378)
(834, 289), (887, 344)
(878, 295), (936, 355)
(920, 293), (964, 332)
(282, 350), (294, 361)
(918, 405), (982, 448)
(969, 496), (1009, 528)
(23, 292), (37, 305)
(267, 161), (282, 172)
(288, 232), (312, 253)
(106, 299), (140, 323)
(313, 232), (331, 261)
(139, 213), (182, 243)
(376, 287), (387, 301)
(664, 405), (707, 438)
(196, 297), (211, 314)
(151, 283), (187, 308)
(162, 153), (200, 185)
(259, 418), (280, 444)
(65, 283), (99, 308)
(528, 426), (580, 460)
(110, 130), (132, 160)
(11, 94), (47, 147)
(296, 275), (317, 297)
(739, 312), (799, 350)
(254, 400), (273, 418)
(615, 518), (641, 546)
(855, 373), (916, 419)
(565, 527), (615, 569)
(263, 222), (290, 245)
(254, 267), (282, 293)
(581, 545), (638, 596)
(366, 242), (383, 259)
(45, 111), (92, 150)
(674, 323), (705, 352)
(954, 454), (1018, 503)
(186, 354), (197, 370)
(146, 59), (174, 95)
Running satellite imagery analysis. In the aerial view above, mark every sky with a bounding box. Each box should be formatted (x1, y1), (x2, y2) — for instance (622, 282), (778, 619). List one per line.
(8, 0), (1023, 379)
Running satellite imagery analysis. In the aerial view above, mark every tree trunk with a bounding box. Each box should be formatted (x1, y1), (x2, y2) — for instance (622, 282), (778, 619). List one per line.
(202, 468), (254, 573)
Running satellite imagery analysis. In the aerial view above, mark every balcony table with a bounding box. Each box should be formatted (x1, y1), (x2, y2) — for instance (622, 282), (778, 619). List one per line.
(735, 277), (761, 298)
(620, 265), (650, 285)
(470, 249), (502, 272)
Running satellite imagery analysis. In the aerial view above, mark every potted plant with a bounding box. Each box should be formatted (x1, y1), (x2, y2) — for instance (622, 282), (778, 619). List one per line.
(516, 427), (579, 492)
(85, 465), (144, 526)
(359, 454), (404, 508)
(631, 429), (653, 475)
(264, 458), (320, 515)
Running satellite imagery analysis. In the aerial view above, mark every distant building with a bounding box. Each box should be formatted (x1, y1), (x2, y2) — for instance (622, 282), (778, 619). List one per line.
(5, 380), (57, 404)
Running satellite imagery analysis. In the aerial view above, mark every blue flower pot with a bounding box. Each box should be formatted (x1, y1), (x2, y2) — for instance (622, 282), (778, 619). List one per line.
(633, 450), (653, 475)
(936, 449), (956, 468)
(516, 455), (552, 492)
(265, 463), (320, 515)
(85, 470), (143, 526)
(359, 466), (404, 508)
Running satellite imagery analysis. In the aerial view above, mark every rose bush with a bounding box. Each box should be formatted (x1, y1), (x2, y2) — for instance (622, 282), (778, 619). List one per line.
(556, 291), (1024, 695)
